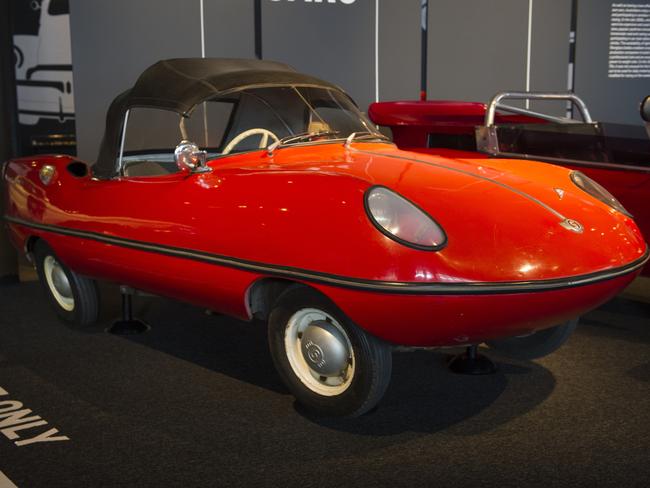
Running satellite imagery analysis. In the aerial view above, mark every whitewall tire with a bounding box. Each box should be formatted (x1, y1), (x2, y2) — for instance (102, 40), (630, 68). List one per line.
(34, 241), (99, 326)
(268, 286), (392, 417)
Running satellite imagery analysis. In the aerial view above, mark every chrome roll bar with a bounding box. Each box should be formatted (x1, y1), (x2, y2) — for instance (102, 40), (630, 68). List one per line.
(484, 92), (593, 127)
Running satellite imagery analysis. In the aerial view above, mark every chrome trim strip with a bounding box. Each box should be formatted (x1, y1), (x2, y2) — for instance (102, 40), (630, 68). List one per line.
(5, 216), (648, 295)
(494, 104), (583, 124)
(117, 109), (130, 174)
(485, 92), (592, 126)
(496, 152), (650, 174)
(353, 148), (568, 221)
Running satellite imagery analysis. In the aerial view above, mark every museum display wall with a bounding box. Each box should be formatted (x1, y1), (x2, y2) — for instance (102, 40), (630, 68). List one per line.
(1, 2), (649, 485)
(3, 0), (645, 162)
(65, 0), (650, 162)
(0, 0), (17, 281)
(2, 0), (649, 280)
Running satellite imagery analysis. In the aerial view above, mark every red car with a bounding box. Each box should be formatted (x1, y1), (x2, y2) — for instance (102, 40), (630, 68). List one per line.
(369, 92), (650, 275)
(3, 61), (648, 416)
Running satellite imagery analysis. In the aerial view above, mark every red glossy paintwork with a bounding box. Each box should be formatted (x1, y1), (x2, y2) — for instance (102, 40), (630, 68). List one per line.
(369, 100), (545, 149)
(2, 142), (647, 346)
(370, 100), (650, 276)
(368, 100), (546, 126)
(318, 273), (635, 346)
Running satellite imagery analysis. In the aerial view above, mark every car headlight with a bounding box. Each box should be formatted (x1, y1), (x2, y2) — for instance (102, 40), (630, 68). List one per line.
(365, 186), (447, 251)
(570, 171), (632, 218)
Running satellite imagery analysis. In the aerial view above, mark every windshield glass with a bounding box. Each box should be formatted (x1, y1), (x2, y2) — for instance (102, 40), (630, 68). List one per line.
(214, 86), (382, 153)
(117, 86), (385, 176)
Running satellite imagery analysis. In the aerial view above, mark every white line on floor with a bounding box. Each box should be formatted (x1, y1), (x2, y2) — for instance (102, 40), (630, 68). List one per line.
(0, 471), (18, 488)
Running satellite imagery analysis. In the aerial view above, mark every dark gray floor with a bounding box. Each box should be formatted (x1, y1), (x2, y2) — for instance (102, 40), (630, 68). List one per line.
(0, 281), (648, 487)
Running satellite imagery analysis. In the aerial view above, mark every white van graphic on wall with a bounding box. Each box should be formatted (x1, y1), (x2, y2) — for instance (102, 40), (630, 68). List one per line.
(13, 0), (74, 126)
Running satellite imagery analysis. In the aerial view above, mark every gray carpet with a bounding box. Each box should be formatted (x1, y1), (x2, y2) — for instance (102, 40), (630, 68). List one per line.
(0, 281), (648, 487)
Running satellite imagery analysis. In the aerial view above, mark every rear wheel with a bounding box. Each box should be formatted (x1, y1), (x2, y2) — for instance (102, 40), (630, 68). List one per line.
(34, 241), (99, 326)
(487, 319), (578, 360)
(268, 286), (392, 417)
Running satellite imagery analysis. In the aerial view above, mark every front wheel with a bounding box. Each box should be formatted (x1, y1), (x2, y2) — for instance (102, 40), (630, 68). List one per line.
(268, 286), (392, 417)
(34, 241), (99, 326)
(487, 319), (578, 360)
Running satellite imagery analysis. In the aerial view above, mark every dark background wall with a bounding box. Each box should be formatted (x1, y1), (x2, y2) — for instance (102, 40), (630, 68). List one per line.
(261, 0), (376, 111)
(427, 0), (572, 115)
(69, 0), (203, 163)
(4, 0), (647, 277)
(575, 0), (650, 124)
(378, 0), (421, 102)
(1, 0), (18, 281)
(529, 0), (573, 115)
(427, 0), (530, 102)
(59, 0), (650, 162)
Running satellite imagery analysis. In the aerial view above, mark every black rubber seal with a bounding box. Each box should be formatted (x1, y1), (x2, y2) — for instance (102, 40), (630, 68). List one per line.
(4, 215), (648, 296)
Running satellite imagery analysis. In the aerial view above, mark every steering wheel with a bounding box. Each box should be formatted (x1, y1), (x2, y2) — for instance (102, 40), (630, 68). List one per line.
(222, 128), (280, 155)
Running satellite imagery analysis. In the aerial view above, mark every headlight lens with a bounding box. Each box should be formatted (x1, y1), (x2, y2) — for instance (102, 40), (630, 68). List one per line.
(365, 186), (446, 250)
(570, 171), (632, 217)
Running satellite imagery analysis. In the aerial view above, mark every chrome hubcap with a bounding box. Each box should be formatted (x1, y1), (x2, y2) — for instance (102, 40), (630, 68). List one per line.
(43, 255), (74, 311)
(300, 320), (350, 376)
(285, 308), (354, 396)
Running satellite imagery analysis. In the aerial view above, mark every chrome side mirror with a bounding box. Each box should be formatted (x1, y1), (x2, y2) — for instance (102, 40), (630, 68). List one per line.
(641, 96), (650, 138)
(641, 95), (650, 123)
(174, 140), (210, 173)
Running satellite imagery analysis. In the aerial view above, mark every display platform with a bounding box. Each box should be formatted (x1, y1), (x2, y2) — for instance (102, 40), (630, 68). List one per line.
(0, 282), (648, 487)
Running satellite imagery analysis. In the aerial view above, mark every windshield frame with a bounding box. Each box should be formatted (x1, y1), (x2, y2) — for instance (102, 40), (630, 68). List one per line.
(115, 84), (390, 173)
(210, 84), (385, 151)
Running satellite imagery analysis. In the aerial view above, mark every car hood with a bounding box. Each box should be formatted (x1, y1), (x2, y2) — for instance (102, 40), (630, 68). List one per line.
(227, 142), (647, 283)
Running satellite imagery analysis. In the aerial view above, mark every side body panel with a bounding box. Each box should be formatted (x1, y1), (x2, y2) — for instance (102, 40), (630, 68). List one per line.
(369, 100), (650, 275)
(2, 146), (646, 346)
(313, 272), (637, 346)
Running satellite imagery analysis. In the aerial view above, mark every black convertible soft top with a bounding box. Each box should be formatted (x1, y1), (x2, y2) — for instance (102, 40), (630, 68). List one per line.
(94, 58), (342, 179)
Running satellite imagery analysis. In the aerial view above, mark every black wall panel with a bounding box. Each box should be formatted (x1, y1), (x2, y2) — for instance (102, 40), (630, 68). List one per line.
(69, 0), (202, 162)
(575, 0), (650, 124)
(426, 0), (529, 103)
(378, 0), (421, 102)
(1, 0), (18, 280)
(204, 0), (256, 58)
(261, 0), (376, 110)
(529, 0), (572, 115)
(67, 0), (644, 162)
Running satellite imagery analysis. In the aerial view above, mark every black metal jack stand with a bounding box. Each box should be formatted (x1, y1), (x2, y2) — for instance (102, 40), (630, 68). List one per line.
(448, 344), (497, 375)
(108, 286), (150, 335)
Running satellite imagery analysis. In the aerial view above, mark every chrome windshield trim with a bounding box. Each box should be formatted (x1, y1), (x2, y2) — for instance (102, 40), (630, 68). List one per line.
(5, 216), (648, 296)
(117, 109), (130, 175)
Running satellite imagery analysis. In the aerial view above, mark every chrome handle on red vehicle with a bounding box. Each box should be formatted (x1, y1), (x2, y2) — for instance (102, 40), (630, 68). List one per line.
(484, 91), (593, 127)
